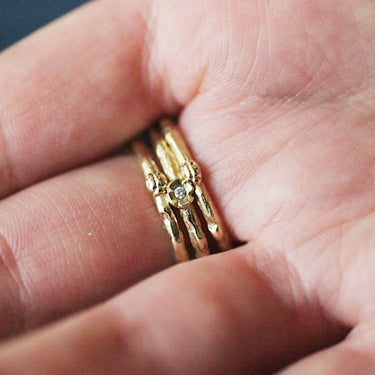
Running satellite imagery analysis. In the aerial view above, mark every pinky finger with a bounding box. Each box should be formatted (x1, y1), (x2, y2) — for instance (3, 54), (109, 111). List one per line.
(0, 248), (346, 375)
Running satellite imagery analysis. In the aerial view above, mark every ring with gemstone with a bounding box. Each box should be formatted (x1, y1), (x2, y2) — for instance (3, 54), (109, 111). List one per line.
(132, 118), (231, 262)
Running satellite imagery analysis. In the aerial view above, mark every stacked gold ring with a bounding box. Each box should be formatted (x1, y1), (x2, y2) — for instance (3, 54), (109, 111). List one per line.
(133, 118), (231, 262)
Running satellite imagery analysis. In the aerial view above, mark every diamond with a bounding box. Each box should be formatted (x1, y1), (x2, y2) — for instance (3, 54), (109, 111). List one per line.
(174, 186), (187, 200)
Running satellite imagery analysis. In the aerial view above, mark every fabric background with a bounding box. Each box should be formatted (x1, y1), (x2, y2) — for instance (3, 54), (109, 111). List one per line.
(0, 0), (89, 50)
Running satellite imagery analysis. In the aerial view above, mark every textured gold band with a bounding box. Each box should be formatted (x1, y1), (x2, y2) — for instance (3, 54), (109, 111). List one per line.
(133, 118), (231, 262)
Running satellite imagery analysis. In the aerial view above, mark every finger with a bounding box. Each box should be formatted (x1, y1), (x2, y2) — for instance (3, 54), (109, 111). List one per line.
(0, 154), (174, 338)
(277, 323), (375, 375)
(0, 0), (183, 197)
(0, 248), (347, 375)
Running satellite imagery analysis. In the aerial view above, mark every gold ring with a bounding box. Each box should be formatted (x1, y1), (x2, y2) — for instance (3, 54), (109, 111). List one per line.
(133, 118), (231, 262)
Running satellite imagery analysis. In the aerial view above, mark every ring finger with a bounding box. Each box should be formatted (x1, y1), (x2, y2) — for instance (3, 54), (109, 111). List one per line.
(0, 153), (175, 338)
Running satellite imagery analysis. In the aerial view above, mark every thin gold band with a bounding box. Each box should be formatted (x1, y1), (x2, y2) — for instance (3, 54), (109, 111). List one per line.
(160, 119), (231, 252)
(133, 119), (231, 261)
(132, 140), (189, 262)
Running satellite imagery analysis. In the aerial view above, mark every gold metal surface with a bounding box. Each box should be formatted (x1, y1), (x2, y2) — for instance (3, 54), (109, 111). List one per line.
(132, 140), (189, 262)
(132, 119), (231, 262)
(150, 129), (210, 258)
(160, 119), (231, 251)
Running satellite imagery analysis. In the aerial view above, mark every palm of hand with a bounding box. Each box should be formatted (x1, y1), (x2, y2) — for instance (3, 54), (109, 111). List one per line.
(169, 2), (375, 371)
(181, 0), (374, 331)
(0, 0), (375, 374)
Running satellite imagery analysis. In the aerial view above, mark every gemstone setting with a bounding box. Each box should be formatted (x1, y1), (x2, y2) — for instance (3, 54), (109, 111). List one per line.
(167, 179), (195, 209)
(174, 186), (187, 200)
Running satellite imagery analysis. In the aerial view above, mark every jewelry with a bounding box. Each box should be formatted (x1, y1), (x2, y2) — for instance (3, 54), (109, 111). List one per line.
(133, 118), (231, 261)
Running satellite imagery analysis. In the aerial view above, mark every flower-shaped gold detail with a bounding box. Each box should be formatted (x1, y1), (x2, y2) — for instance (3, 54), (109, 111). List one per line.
(167, 179), (195, 209)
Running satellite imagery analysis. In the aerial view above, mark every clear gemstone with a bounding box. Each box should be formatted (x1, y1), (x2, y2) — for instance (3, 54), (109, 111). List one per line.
(174, 186), (187, 200)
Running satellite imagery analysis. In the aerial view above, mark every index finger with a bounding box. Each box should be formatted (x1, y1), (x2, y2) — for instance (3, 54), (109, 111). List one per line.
(0, 0), (173, 197)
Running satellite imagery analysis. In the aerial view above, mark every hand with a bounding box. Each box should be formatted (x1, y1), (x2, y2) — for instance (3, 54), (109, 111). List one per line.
(0, 0), (374, 373)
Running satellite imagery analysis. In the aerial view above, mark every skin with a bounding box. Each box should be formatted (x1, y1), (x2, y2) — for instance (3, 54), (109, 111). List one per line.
(0, 0), (374, 373)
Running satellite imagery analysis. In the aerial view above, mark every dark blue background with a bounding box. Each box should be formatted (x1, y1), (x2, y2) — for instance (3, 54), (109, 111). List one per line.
(0, 0), (89, 50)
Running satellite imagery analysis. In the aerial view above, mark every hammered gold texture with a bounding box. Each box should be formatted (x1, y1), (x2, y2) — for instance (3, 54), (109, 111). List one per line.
(161, 119), (231, 252)
(132, 119), (231, 262)
(132, 140), (189, 262)
(151, 130), (210, 258)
